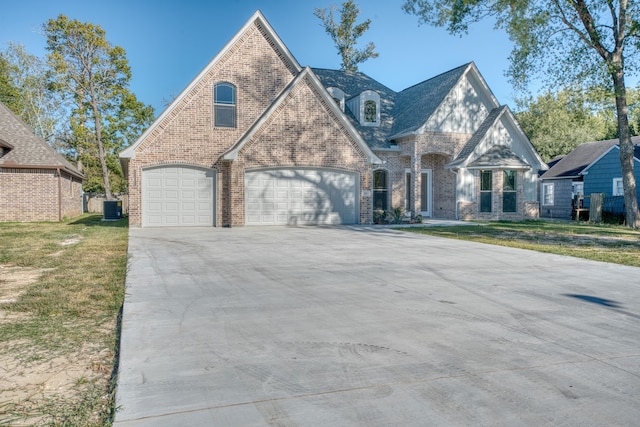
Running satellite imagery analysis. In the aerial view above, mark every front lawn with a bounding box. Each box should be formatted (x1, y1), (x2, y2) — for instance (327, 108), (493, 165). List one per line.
(401, 220), (640, 267)
(0, 214), (128, 426)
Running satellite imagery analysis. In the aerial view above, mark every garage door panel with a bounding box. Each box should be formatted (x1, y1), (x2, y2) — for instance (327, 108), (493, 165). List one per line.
(245, 169), (357, 225)
(143, 166), (215, 227)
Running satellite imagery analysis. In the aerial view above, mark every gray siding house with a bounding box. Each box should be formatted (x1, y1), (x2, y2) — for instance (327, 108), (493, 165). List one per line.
(582, 141), (640, 214)
(540, 137), (640, 219)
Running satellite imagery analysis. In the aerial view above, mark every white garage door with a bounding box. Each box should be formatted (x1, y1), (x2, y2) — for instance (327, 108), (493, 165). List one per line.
(245, 169), (358, 225)
(142, 165), (215, 227)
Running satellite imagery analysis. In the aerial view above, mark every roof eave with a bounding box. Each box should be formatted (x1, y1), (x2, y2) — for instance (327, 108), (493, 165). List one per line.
(120, 11), (302, 161)
(223, 67), (382, 165)
(0, 163), (85, 180)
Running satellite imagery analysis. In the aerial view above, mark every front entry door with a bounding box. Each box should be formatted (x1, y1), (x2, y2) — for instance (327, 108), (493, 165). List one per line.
(421, 170), (432, 217)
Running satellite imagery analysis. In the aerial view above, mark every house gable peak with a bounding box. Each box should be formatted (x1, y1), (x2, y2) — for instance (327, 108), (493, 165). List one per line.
(120, 10), (301, 162)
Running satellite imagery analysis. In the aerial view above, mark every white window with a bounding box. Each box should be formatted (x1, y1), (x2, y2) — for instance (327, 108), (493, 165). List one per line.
(327, 87), (345, 112)
(543, 183), (554, 206)
(613, 178), (624, 196)
(357, 90), (380, 126)
(404, 169), (412, 214)
(572, 182), (584, 198)
(214, 82), (236, 128)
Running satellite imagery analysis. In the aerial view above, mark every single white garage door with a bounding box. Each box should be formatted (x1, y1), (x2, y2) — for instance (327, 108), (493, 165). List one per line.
(142, 165), (215, 227)
(245, 168), (358, 225)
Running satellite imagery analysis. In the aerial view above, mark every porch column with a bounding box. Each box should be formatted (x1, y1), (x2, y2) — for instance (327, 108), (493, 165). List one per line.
(412, 153), (421, 218)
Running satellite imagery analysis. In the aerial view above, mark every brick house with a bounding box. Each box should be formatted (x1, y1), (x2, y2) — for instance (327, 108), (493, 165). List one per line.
(0, 101), (84, 222)
(120, 11), (546, 227)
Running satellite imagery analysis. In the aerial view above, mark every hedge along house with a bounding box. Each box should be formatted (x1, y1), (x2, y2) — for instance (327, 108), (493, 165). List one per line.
(120, 11), (546, 227)
(0, 101), (84, 222)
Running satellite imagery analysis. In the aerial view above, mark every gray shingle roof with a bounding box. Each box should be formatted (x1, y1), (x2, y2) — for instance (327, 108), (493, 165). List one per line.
(0, 101), (83, 178)
(312, 68), (397, 149)
(467, 144), (530, 169)
(448, 105), (506, 167)
(312, 64), (470, 149)
(391, 63), (470, 138)
(539, 137), (639, 179)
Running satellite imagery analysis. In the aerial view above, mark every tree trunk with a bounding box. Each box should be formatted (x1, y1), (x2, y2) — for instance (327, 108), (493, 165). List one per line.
(611, 69), (639, 228)
(90, 85), (113, 201)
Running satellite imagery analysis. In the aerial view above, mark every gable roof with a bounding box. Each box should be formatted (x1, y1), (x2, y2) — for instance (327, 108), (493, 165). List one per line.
(312, 68), (397, 149)
(0, 101), (83, 179)
(391, 63), (470, 138)
(467, 145), (531, 169)
(580, 140), (640, 175)
(223, 67), (381, 164)
(448, 106), (507, 168)
(312, 62), (505, 150)
(539, 138), (637, 180)
(120, 10), (301, 163)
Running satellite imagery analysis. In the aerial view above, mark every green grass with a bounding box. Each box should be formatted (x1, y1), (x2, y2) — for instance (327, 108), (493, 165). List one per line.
(401, 220), (640, 266)
(0, 214), (128, 426)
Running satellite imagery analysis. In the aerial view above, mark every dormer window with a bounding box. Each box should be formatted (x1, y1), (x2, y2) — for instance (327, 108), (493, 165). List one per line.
(346, 90), (380, 127)
(0, 140), (13, 158)
(327, 87), (345, 112)
(214, 82), (236, 128)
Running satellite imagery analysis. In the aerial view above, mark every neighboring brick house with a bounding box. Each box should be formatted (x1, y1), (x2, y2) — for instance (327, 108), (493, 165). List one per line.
(120, 11), (546, 227)
(0, 101), (84, 222)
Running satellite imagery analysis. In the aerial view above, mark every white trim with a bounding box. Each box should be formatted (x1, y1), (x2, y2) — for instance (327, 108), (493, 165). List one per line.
(581, 145), (618, 175)
(420, 169), (432, 217)
(120, 11), (301, 161)
(404, 168), (412, 215)
(613, 177), (624, 196)
(582, 144), (640, 175)
(542, 182), (554, 206)
(222, 68), (382, 165)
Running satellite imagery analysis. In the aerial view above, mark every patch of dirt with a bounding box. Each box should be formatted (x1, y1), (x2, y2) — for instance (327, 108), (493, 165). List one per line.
(493, 231), (640, 248)
(59, 235), (83, 246)
(0, 265), (50, 307)
(0, 265), (112, 425)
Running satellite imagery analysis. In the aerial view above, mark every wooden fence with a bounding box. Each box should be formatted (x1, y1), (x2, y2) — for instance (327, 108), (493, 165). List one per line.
(83, 193), (128, 214)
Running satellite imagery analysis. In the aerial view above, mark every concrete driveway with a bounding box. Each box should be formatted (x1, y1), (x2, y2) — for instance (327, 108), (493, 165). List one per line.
(114, 226), (640, 426)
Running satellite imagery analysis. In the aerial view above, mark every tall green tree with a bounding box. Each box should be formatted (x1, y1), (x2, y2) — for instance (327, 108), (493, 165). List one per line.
(44, 15), (153, 198)
(403, 0), (640, 227)
(0, 43), (65, 147)
(314, 0), (379, 72)
(0, 55), (20, 112)
(516, 88), (616, 161)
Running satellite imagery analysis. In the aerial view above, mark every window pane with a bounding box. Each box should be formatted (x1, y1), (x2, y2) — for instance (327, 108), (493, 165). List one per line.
(364, 100), (377, 122)
(503, 192), (516, 212)
(214, 84), (235, 104)
(481, 171), (492, 191)
(503, 170), (516, 191)
(373, 170), (387, 189)
(373, 170), (388, 211)
(480, 192), (492, 212)
(405, 173), (412, 211)
(421, 173), (428, 212)
(614, 178), (623, 196)
(543, 184), (554, 205)
(373, 191), (387, 211)
(215, 105), (235, 127)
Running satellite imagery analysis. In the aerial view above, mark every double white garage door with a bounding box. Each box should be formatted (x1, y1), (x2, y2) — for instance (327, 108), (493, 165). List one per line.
(142, 166), (357, 226)
(245, 169), (358, 225)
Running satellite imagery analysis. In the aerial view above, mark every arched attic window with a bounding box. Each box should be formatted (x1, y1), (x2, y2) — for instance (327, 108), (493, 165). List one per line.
(360, 90), (380, 127)
(327, 87), (345, 112)
(214, 82), (236, 128)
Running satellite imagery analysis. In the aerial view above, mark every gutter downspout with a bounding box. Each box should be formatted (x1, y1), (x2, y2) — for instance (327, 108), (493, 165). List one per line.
(57, 168), (62, 222)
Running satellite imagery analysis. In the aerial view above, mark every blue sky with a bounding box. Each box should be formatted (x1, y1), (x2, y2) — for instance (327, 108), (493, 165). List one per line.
(1, 0), (517, 115)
